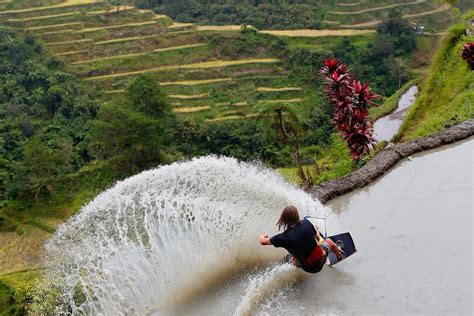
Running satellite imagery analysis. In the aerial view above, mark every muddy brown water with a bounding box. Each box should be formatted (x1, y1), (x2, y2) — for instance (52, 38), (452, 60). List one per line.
(167, 138), (473, 315)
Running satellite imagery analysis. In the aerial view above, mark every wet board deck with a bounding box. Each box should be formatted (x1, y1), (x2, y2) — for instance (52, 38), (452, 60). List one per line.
(326, 232), (357, 266)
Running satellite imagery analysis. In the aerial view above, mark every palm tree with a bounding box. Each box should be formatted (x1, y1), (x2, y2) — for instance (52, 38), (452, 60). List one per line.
(390, 57), (406, 88)
(254, 101), (312, 187)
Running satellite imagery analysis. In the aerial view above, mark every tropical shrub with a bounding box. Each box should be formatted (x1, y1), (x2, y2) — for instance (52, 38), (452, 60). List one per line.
(461, 42), (474, 69)
(319, 58), (380, 161)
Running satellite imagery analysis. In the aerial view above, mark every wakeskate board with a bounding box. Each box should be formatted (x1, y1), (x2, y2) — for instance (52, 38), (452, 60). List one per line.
(325, 232), (357, 266)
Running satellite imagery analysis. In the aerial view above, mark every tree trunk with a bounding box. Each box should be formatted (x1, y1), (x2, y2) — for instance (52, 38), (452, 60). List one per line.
(277, 109), (289, 143)
(291, 137), (307, 183)
(314, 158), (322, 176)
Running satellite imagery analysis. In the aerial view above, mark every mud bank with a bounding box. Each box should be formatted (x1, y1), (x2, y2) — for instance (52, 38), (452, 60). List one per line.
(310, 118), (474, 203)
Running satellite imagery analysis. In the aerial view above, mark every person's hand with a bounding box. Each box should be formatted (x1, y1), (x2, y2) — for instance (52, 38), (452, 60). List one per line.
(259, 233), (271, 245)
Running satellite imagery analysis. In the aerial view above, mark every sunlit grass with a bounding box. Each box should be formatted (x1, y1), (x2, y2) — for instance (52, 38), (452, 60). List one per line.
(260, 29), (376, 37)
(169, 93), (210, 99)
(329, 0), (425, 15)
(7, 11), (76, 21)
(57, 49), (87, 55)
(169, 22), (194, 29)
(0, 228), (51, 274)
(0, 0), (101, 14)
(6, 7), (126, 22)
(257, 98), (303, 103)
(85, 59), (279, 80)
(25, 21), (82, 31)
(337, 2), (360, 6)
(46, 38), (92, 45)
(72, 43), (206, 64)
(173, 106), (210, 113)
(80, 20), (159, 33)
(404, 5), (449, 18)
(95, 33), (158, 45)
(257, 87), (302, 92)
(234, 101), (248, 106)
(340, 5), (449, 28)
(206, 113), (257, 122)
(196, 25), (244, 31)
(396, 26), (474, 141)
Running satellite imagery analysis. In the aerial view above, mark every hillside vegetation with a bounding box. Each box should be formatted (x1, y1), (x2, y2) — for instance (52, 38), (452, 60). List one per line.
(0, 0), (448, 232)
(0, 1), (320, 123)
(133, 0), (472, 32)
(396, 14), (474, 140)
(0, 0), (445, 124)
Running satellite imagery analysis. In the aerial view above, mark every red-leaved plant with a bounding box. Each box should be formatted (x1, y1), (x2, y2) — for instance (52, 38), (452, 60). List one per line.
(461, 42), (474, 70)
(320, 58), (380, 161)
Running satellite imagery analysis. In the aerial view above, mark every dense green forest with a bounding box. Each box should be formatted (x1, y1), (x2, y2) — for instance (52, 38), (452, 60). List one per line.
(0, 30), (98, 201)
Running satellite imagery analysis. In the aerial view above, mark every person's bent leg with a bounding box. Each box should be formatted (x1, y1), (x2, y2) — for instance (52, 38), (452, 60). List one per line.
(290, 256), (302, 267)
(325, 238), (343, 259)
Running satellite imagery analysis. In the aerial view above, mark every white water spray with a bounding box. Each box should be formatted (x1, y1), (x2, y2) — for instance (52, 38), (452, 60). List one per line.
(233, 264), (305, 316)
(42, 156), (331, 314)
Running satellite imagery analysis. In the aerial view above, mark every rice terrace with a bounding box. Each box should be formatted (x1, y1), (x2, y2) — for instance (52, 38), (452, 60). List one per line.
(0, 0), (462, 121)
(0, 0), (472, 314)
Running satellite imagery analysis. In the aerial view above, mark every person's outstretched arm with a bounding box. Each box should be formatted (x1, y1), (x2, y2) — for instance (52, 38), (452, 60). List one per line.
(259, 233), (272, 245)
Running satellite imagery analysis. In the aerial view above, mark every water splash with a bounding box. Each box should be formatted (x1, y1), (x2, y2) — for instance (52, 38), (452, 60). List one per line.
(42, 156), (330, 314)
(233, 264), (305, 316)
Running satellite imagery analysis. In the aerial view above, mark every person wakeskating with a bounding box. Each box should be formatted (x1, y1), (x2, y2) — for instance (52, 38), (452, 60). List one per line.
(259, 205), (343, 273)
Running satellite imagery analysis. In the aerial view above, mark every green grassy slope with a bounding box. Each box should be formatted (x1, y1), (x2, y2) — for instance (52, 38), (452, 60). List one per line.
(396, 14), (474, 141)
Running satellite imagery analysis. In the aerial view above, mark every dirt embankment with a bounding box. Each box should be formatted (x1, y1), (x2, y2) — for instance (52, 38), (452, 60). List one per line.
(310, 119), (474, 203)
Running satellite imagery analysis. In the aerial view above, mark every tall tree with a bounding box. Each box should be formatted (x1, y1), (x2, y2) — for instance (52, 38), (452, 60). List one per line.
(23, 138), (67, 200)
(90, 75), (173, 172)
(254, 101), (312, 187)
(125, 74), (171, 118)
(89, 103), (163, 172)
(377, 9), (416, 55)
